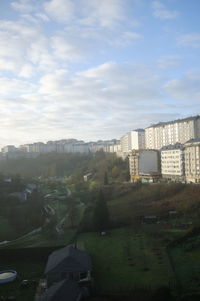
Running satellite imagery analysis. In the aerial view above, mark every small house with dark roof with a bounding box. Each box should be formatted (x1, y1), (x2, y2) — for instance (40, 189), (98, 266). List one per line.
(37, 279), (82, 301)
(45, 245), (92, 285)
(143, 215), (158, 224)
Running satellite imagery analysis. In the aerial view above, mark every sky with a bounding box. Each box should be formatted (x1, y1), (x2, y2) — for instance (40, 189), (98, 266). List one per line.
(0, 0), (200, 147)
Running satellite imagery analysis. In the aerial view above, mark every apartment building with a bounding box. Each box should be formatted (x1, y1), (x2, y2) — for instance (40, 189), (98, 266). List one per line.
(184, 138), (200, 183)
(89, 140), (120, 153)
(108, 144), (121, 153)
(120, 129), (145, 153)
(145, 116), (200, 149)
(129, 150), (160, 183)
(1, 145), (18, 153)
(161, 143), (185, 182)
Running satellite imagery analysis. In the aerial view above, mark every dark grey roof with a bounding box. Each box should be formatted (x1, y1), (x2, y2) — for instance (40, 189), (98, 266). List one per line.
(185, 138), (200, 144)
(146, 115), (200, 129)
(45, 245), (92, 274)
(161, 143), (183, 150)
(133, 128), (145, 132)
(43, 279), (81, 301)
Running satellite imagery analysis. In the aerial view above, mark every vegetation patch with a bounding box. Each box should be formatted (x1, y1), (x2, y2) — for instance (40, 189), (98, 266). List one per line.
(78, 227), (175, 294)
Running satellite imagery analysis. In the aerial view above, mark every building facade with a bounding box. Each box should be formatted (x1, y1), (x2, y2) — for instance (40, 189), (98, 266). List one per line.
(184, 138), (200, 183)
(1, 145), (18, 153)
(145, 116), (200, 150)
(129, 150), (160, 182)
(161, 143), (185, 182)
(120, 129), (145, 153)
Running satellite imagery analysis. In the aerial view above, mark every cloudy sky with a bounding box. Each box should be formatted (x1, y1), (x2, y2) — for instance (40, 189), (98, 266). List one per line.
(0, 0), (200, 147)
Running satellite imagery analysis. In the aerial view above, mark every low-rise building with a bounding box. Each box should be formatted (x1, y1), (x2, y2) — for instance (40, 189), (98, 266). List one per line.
(37, 279), (82, 301)
(45, 245), (92, 286)
(161, 143), (185, 182)
(184, 138), (200, 183)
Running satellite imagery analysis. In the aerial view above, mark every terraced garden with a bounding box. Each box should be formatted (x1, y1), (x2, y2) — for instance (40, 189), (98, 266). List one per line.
(78, 227), (176, 294)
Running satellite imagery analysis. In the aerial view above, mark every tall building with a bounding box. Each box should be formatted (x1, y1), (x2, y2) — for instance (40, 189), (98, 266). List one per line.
(1, 145), (18, 153)
(161, 143), (185, 182)
(184, 138), (200, 183)
(129, 150), (160, 183)
(120, 129), (145, 153)
(145, 116), (200, 149)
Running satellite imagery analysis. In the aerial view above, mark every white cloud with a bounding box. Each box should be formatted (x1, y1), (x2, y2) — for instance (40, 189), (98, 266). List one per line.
(43, 0), (132, 28)
(19, 64), (35, 78)
(43, 0), (74, 23)
(51, 36), (82, 61)
(0, 20), (50, 75)
(79, 0), (125, 28)
(35, 13), (50, 22)
(177, 33), (200, 48)
(0, 76), (36, 97)
(157, 55), (181, 70)
(152, 1), (179, 20)
(38, 69), (69, 95)
(11, 0), (35, 13)
(1, 61), (200, 147)
(165, 73), (200, 101)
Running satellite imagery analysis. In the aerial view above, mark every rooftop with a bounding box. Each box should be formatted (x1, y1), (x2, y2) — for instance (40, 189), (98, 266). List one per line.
(146, 115), (200, 129)
(45, 245), (92, 274)
(42, 279), (81, 301)
(161, 143), (184, 150)
(184, 138), (200, 145)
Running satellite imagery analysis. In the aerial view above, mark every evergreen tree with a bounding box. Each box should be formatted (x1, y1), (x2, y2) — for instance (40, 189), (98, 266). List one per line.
(93, 190), (110, 232)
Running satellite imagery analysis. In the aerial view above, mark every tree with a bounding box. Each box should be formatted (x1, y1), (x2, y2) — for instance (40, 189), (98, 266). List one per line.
(104, 171), (109, 185)
(93, 190), (110, 232)
(68, 199), (78, 227)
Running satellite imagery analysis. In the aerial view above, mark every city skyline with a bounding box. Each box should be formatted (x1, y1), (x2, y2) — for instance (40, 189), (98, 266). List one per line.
(0, 0), (200, 148)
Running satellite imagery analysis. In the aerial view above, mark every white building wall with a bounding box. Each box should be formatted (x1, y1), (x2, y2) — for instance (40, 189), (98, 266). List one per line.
(1, 145), (17, 153)
(121, 130), (145, 152)
(161, 149), (184, 177)
(145, 117), (200, 150)
(184, 141), (200, 183)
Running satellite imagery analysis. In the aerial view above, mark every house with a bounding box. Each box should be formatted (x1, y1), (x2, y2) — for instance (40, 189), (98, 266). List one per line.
(25, 183), (37, 194)
(45, 245), (92, 286)
(9, 191), (28, 202)
(169, 210), (178, 218)
(83, 173), (92, 182)
(143, 215), (158, 224)
(37, 279), (82, 301)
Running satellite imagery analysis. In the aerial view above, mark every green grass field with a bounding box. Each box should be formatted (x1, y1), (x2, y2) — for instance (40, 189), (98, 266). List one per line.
(0, 261), (45, 300)
(0, 228), (76, 249)
(78, 227), (176, 294)
(170, 245), (200, 294)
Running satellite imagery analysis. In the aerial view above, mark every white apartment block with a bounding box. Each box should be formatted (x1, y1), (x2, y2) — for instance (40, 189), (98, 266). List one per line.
(73, 143), (90, 153)
(145, 116), (200, 149)
(129, 150), (160, 182)
(184, 138), (200, 183)
(108, 144), (121, 153)
(1, 145), (18, 153)
(120, 129), (145, 153)
(161, 143), (185, 181)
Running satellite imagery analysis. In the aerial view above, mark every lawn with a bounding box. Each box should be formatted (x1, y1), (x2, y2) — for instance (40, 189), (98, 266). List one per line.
(0, 261), (45, 300)
(77, 227), (175, 294)
(1, 229), (76, 249)
(169, 245), (200, 294)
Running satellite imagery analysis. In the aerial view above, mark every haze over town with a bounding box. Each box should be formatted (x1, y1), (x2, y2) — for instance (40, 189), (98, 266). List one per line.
(0, 0), (200, 148)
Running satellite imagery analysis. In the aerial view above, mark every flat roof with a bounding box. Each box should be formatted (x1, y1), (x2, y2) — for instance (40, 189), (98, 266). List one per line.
(146, 115), (200, 129)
